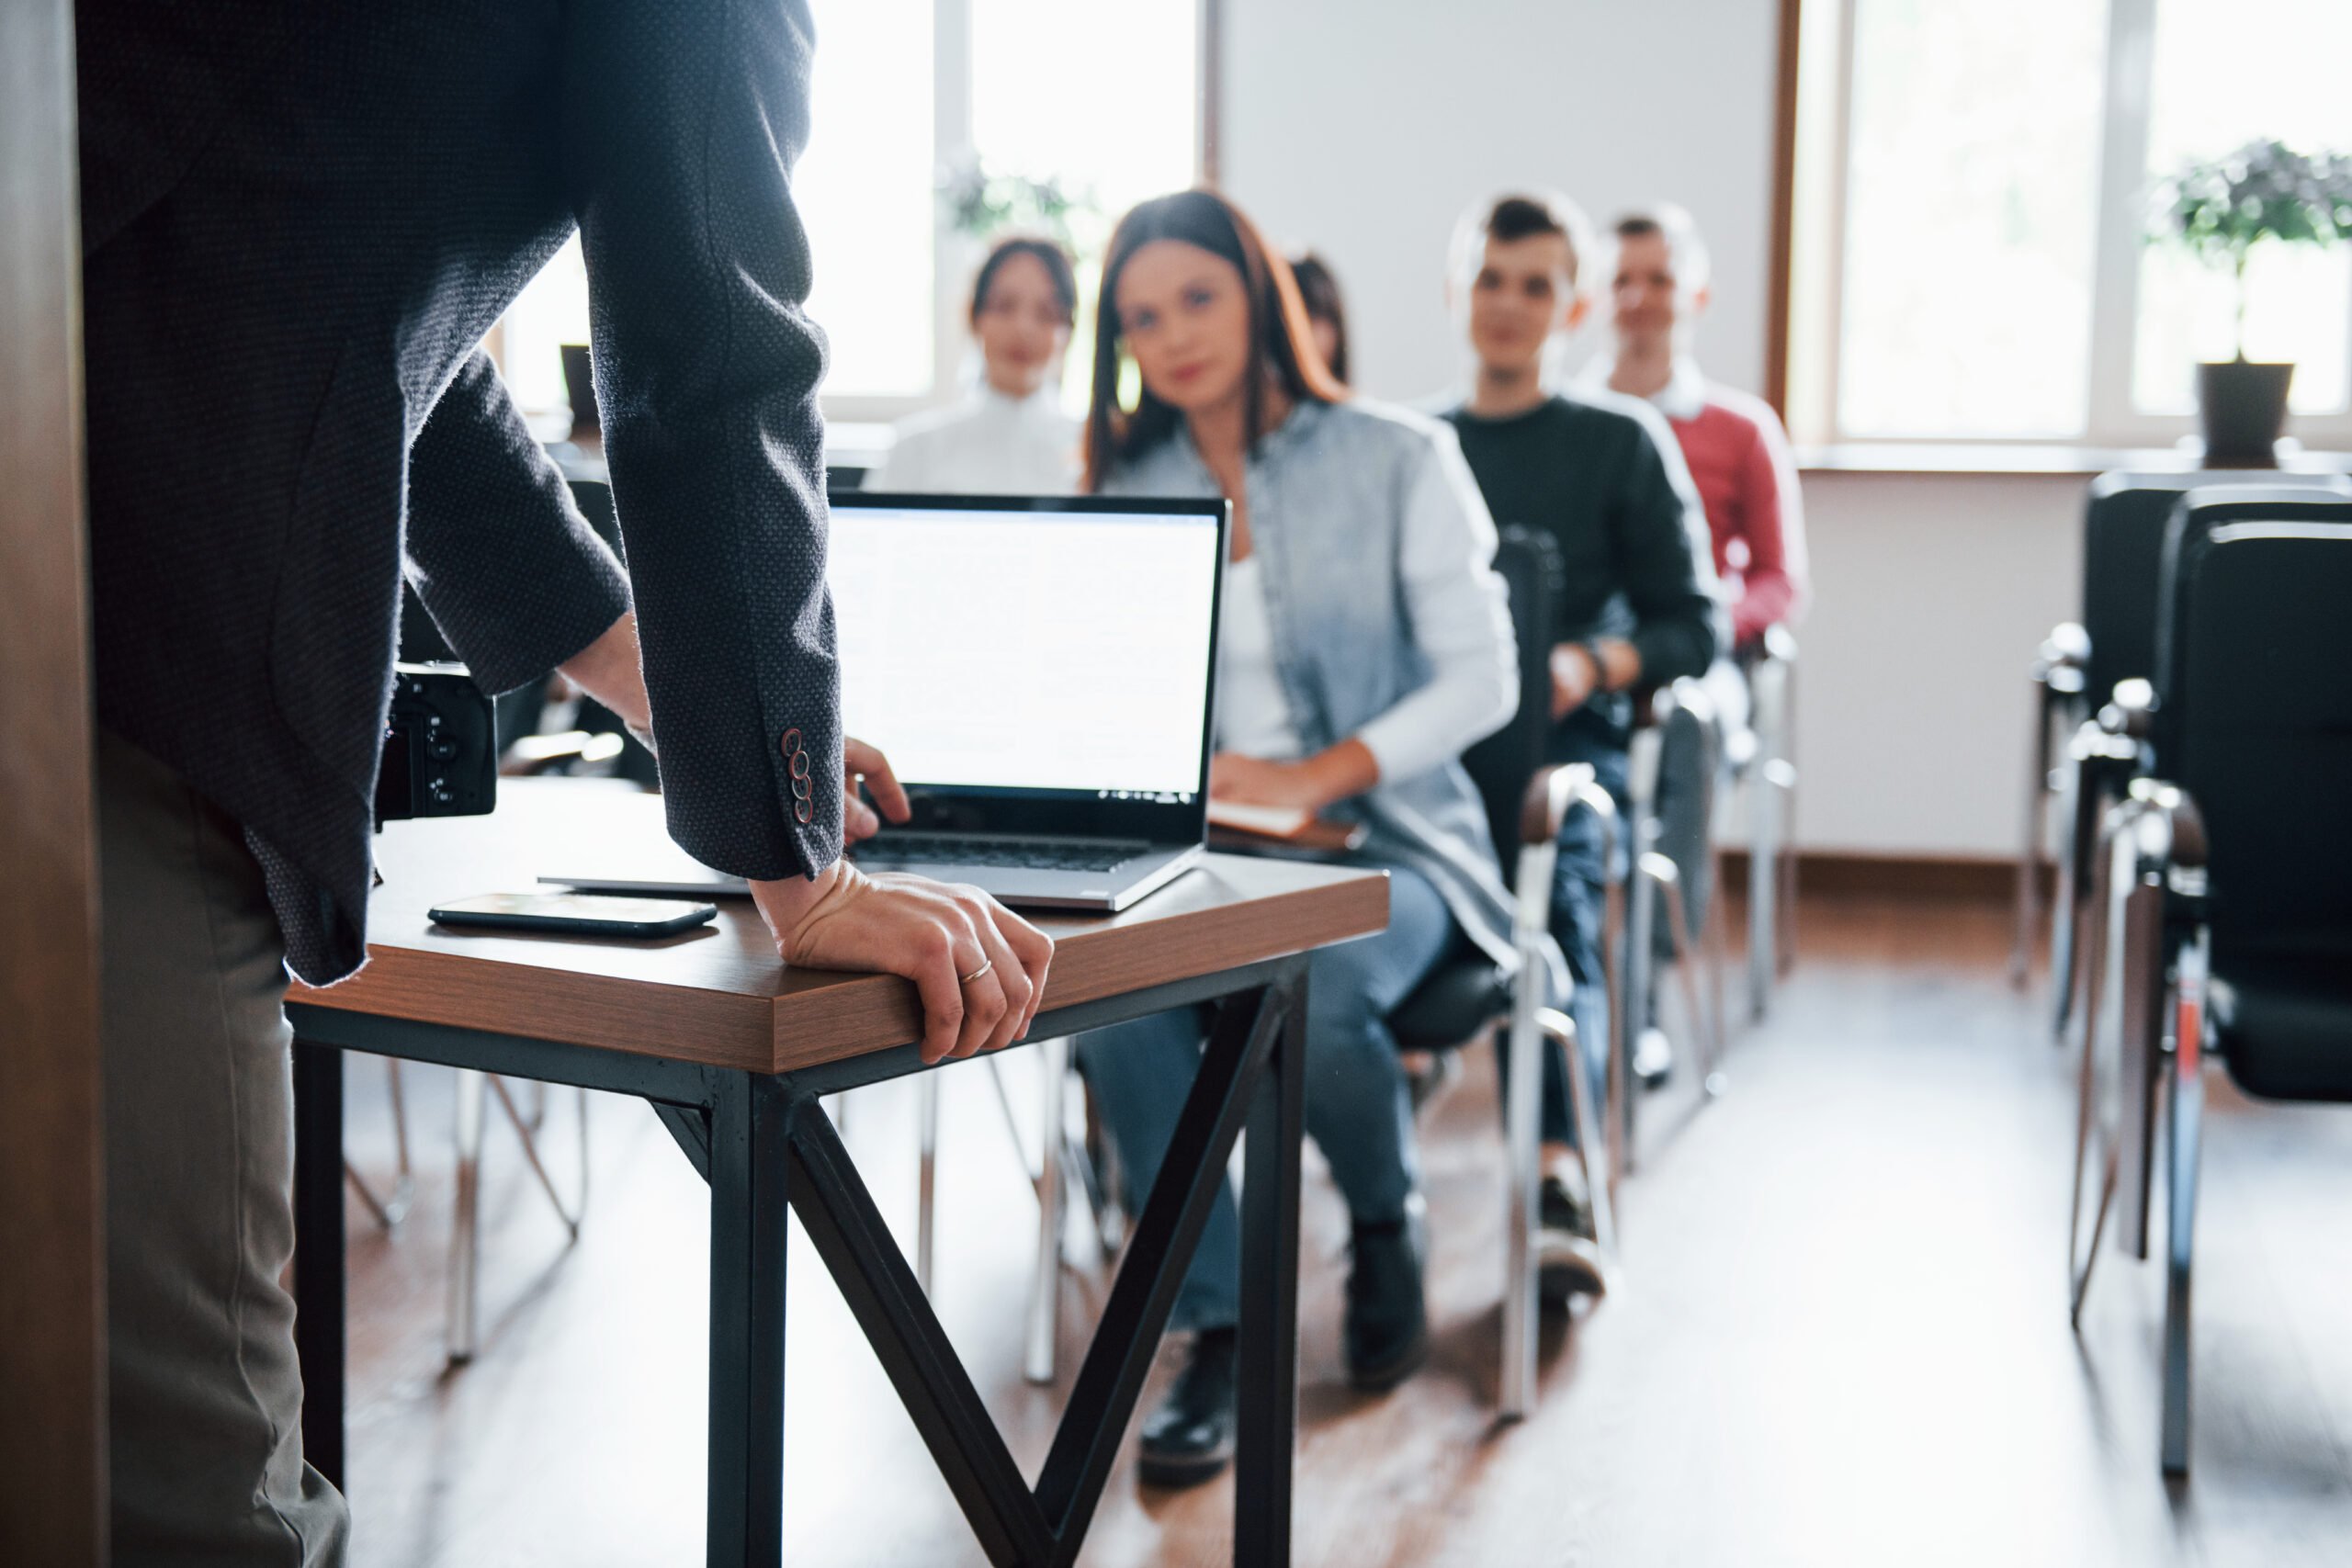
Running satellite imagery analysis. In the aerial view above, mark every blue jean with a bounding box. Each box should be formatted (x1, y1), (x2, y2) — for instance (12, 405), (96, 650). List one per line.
(1076, 863), (1454, 1334)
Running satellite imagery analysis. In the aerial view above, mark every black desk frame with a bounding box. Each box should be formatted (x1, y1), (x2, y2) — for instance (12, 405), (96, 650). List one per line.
(290, 952), (1310, 1567)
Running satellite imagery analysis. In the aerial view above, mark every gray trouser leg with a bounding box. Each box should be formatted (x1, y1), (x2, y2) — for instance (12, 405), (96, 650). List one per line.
(99, 731), (350, 1566)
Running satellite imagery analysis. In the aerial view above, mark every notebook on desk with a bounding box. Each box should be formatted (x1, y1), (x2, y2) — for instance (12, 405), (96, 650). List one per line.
(548, 491), (1231, 912)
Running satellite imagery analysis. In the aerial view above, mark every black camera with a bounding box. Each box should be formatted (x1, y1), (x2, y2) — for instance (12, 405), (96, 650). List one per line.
(375, 663), (497, 821)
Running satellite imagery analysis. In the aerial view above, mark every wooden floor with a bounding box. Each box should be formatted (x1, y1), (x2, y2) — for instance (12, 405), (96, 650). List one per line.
(337, 895), (2352, 1566)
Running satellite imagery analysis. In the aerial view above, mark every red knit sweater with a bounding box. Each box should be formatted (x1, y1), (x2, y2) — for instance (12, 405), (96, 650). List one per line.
(1662, 385), (1808, 649)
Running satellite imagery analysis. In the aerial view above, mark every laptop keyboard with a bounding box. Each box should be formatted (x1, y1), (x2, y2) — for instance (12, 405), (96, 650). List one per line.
(852, 835), (1148, 874)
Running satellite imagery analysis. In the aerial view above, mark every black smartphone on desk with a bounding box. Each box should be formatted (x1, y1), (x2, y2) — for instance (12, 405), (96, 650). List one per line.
(428, 892), (718, 937)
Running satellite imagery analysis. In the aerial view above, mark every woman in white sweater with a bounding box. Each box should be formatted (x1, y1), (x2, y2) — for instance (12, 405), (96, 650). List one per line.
(864, 235), (1081, 494)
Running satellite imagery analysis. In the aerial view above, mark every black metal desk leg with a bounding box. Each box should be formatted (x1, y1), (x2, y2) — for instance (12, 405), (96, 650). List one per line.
(706, 1073), (790, 1567)
(292, 1038), (347, 1493)
(1234, 963), (1306, 1566)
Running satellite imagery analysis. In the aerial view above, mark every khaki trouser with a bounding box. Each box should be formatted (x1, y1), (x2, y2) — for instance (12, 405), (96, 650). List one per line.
(99, 731), (349, 1565)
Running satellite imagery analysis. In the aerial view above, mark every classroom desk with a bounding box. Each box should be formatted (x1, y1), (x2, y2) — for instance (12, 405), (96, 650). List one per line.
(285, 780), (1387, 1567)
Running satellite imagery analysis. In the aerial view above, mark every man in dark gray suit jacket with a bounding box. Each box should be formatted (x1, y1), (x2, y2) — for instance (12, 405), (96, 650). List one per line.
(79, 3), (1051, 1559)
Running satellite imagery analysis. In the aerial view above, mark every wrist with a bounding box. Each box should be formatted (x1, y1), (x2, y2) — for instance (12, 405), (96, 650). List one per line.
(1308, 738), (1380, 807)
(1589, 639), (1639, 694)
(750, 857), (847, 938)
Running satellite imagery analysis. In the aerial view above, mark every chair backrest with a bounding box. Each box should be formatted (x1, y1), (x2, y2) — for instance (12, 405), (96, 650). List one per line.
(2168, 513), (2352, 960)
(1461, 525), (1562, 871)
(2079, 469), (2349, 705)
(2153, 488), (2352, 767)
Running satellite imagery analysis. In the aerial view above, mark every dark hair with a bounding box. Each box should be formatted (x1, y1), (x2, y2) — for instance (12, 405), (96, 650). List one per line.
(1611, 204), (1713, 291)
(1456, 191), (1597, 291)
(1084, 189), (1346, 491)
(969, 235), (1078, 326)
(1286, 251), (1351, 384)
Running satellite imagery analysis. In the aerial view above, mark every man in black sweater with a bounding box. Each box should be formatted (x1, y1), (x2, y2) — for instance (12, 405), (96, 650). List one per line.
(1441, 193), (1720, 1302)
(79, 4), (1050, 1557)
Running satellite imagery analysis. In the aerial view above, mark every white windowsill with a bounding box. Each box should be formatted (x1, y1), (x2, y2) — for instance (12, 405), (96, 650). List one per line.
(1793, 439), (2352, 477)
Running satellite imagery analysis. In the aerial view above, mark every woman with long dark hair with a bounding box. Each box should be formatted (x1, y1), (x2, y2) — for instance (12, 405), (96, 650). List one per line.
(865, 234), (1080, 492)
(1076, 189), (1533, 1486)
(1286, 249), (1351, 383)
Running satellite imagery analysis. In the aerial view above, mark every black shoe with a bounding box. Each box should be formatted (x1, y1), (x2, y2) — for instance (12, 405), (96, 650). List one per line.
(1344, 1214), (1429, 1392)
(1137, 1328), (1237, 1488)
(1537, 1168), (1608, 1306)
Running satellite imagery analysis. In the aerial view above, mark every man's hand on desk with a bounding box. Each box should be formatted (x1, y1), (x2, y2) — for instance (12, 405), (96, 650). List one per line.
(1209, 739), (1379, 813)
(751, 733), (1053, 1066)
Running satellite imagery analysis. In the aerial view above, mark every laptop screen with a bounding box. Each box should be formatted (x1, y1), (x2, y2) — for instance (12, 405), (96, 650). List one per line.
(828, 493), (1227, 830)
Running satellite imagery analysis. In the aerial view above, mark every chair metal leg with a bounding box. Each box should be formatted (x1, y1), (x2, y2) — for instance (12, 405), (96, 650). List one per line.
(1703, 847), (1735, 1082)
(2047, 742), (2084, 1035)
(2067, 810), (2127, 1325)
(2161, 929), (2209, 1477)
(1648, 855), (1722, 1100)
(447, 1066), (486, 1364)
(2012, 680), (2057, 987)
(1621, 843), (1658, 1173)
(1499, 968), (1544, 1421)
(343, 1057), (415, 1230)
(1542, 1009), (1616, 1267)
(1747, 752), (1777, 1022)
(488, 1076), (582, 1239)
(1023, 1037), (1069, 1386)
(916, 1069), (940, 1298)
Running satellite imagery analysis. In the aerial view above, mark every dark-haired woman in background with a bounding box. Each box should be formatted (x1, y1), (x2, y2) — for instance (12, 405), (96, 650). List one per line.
(1287, 249), (1351, 384)
(1075, 190), (1533, 1487)
(865, 234), (1080, 492)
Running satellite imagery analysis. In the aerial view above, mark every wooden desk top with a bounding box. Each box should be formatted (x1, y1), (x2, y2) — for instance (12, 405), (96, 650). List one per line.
(288, 780), (1388, 1075)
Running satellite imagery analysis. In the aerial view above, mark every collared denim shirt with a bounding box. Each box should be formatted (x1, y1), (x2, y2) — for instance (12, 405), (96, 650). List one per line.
(1104, 399), (1566, 997)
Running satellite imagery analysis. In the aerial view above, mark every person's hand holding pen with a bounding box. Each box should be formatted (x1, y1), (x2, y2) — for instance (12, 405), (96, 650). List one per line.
(559, 613), (1054, 1066)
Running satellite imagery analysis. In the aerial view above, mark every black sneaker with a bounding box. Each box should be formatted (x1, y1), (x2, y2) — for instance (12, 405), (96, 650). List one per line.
(1344, 1214), (1429, 1392)
(1537, 1168), (1608, 1306)
(1137, 1327), (1237, 1488)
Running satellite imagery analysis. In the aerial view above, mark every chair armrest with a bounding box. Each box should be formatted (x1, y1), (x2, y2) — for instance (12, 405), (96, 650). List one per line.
(2126, 777), (2209, 892)
(1521, 761), (1602, 849)
(2099, 677), (2156, 739)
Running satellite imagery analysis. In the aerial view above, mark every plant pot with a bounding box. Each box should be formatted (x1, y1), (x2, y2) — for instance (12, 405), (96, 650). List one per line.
(2197, 358), (2293, 468)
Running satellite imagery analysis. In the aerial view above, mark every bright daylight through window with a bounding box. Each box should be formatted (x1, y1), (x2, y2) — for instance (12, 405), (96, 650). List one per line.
(496, 0), (1197, 426)
(1802, 0), (2352, 446)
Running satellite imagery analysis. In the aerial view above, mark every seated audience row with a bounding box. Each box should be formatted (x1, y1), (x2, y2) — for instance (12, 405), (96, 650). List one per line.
(870, 188), (1805, 1488)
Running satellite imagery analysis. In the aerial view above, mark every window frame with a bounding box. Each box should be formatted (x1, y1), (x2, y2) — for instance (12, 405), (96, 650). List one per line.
(817, 0), (1212, 428)
(1781, 0), (2352, 452)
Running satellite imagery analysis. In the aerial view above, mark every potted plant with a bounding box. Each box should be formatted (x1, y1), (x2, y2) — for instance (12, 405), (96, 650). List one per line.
(2154, 140), (2352, 465)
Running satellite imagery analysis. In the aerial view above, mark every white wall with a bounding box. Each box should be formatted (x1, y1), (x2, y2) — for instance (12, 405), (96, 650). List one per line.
(1793, 474), (2079, 856)
(1221, 0), (1781, 403)
(1222, 0), (2082, 861)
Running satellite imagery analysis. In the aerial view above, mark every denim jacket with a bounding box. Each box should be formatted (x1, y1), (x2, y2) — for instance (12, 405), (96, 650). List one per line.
(1104, 399), (1565, 995)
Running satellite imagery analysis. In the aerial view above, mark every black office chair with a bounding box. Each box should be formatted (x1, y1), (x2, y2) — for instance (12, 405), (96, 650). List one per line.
(2011, 470), (2352, 1023)
(2065, 495), (2352, 1477)
(1385, 525), (1619, 1419)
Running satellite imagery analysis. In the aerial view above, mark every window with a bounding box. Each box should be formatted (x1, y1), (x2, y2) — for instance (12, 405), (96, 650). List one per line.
(497, 0), (1201, 431)
(1787, 0), (2352, 448)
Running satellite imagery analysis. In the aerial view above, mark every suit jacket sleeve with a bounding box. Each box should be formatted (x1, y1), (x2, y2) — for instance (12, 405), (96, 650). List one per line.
(564, 0), (838, 882)
(403, 352), (634, 695)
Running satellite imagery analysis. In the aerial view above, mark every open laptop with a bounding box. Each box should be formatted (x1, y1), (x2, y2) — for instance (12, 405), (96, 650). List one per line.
(547, 491), (1229, 911)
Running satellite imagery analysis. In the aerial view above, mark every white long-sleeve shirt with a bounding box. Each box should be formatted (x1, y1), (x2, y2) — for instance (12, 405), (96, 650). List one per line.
(863, 383), (1080, 496)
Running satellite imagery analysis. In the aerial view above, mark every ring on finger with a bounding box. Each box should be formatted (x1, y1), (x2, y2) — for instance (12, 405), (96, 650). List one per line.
(959, 957), (994, 986)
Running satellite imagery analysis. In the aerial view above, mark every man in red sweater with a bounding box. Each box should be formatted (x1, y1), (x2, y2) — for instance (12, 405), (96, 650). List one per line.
(1583, 205), (1808, 654)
